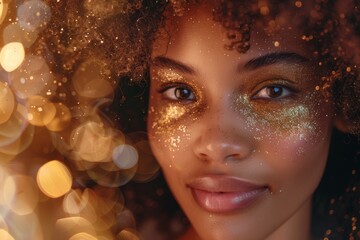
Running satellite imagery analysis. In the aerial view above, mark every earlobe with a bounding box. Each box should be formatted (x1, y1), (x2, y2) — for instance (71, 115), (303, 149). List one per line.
(334, 114), (354, 133)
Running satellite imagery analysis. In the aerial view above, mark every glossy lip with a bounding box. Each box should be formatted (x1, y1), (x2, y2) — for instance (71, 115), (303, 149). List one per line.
(187, 175), (269, 213)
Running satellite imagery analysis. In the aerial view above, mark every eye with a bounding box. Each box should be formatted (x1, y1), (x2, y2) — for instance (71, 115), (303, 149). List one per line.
(254, 85), (292, 99)
(162, 86), (196, 101)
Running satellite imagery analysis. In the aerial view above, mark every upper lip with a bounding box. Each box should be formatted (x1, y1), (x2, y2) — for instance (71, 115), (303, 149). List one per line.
(187, 175), (268, 193)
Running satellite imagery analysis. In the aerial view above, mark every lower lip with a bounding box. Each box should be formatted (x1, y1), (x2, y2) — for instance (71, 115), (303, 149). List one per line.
(191, 187), (268, 213)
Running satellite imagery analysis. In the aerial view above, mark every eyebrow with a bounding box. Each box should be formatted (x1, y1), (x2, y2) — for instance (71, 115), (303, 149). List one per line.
(243, 52), (310, 70)
(151, 56), (196, 74)
(151, 51), (310, 75)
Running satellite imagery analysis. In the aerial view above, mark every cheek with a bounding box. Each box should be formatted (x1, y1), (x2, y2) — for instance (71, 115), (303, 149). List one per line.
(260, 121), (332, 193)
(147, 99), (191, 170)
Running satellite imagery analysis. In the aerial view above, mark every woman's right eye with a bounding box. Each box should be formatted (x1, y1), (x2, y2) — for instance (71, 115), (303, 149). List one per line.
(161, 86), (196, 102)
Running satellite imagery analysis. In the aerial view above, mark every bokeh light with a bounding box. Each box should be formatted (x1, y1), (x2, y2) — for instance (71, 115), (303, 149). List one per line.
(3, 175), (39, 215)
(117, 228), (141, 240)
(9, 55), (54, 99)
(0, 82), (15, 124)
(112, 144), (138, 170)
(72, 59), (114, 99)
(45, 102), (72, 132)
(0, 42), (25, 72)
(0, 0), (161, 238)
(0, 0), (8, 25)
(26, 95), (56, 126)
(69, 232), (98, 240)
(17, 0), (51, 32)
(0, 229), (15, 240)
(36, 160), (73, 198)
(3, 23), (39, 48)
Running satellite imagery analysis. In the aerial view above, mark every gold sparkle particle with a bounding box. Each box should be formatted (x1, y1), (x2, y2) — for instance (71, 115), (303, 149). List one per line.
(274, 41), (280, 47)
(346, 67), (352, 72)
(295, 1), (302, 8)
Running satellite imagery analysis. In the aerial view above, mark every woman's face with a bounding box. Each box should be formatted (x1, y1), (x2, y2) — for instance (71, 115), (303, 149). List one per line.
(148, 4), (335, 240)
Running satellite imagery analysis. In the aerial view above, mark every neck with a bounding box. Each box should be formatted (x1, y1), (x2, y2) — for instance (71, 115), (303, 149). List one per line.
(179, 199), (312, 240)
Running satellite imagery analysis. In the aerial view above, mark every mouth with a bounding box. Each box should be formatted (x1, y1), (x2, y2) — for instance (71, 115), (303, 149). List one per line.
(187, 175), (269, 214)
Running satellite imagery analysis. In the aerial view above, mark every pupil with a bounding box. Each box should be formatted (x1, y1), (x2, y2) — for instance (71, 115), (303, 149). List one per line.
(267, 86), (282, 98)
(175, 88), (191, 99)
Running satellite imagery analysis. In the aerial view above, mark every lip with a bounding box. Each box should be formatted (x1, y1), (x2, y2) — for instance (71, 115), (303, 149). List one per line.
(187, 175), (268, 213)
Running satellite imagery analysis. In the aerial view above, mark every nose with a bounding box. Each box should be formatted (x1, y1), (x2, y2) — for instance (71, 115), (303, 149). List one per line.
(192, 108), (254, 163)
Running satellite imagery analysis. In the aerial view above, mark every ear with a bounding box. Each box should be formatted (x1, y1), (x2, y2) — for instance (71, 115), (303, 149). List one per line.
(334, 113), (353, 133)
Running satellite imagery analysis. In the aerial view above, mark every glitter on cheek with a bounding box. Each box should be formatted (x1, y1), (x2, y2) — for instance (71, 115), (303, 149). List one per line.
(155, 105), (187, 126)
(233, 93), (322, 142)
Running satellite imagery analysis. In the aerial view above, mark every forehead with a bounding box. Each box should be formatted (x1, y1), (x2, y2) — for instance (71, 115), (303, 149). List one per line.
(152, 2), (316, 64)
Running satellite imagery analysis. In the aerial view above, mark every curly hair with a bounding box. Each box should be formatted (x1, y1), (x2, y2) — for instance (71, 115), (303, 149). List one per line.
(33, 0), (360, 133)
(26, 0), (360, 239)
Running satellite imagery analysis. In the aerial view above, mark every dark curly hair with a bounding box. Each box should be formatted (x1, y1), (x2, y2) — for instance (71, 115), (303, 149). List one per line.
(28, 0), (360, 239)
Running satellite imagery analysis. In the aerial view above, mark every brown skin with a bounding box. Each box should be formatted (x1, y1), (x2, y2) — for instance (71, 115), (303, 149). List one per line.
(147, 4), (342, 240)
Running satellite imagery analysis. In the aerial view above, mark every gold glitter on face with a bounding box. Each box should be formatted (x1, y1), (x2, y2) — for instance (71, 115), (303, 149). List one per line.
(152, 105), (186, 128)
(233, 92), (321, 141)
(149, 68), (205, 152)
(148, 5), (339, 240)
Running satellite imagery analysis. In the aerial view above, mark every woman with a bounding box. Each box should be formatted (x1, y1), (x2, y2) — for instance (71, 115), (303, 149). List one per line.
(1, 0), (358, 239)
(142, 1), (360, 239)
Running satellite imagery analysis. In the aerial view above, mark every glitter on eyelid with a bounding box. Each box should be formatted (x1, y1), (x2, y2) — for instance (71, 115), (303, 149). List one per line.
(154, 68), (185, 83)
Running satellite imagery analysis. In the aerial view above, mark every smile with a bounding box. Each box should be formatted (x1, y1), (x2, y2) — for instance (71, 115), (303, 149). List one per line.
(188, 176), (269, 213)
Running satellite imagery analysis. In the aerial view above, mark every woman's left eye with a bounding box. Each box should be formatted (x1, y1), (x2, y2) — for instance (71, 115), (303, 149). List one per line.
(254, 85), (292, 99)
(162, 86), (196, 101)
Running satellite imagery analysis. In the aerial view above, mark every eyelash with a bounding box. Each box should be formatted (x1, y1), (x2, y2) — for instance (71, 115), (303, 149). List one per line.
(158, 82), (298, 102)
(158, 83), (197, 102)
(252, 84), (297, 100)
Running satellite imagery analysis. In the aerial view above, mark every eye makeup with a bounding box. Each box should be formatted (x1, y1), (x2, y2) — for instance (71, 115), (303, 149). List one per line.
(149, 68), (206, 151)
